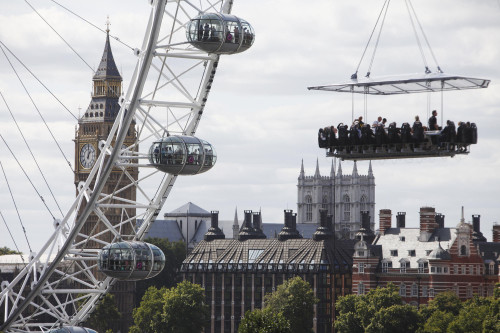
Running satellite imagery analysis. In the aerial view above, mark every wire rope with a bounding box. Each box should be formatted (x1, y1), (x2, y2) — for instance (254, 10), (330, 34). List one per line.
(407, 0), (442, 72)
(366, 0), (390, 78)
(404, 0), (429, 73)
(0, 40), (78, 122)
(48, 0), (134, 51)
(351, 0), (390, 79)
(0, 210), (26, 265)
(0, 91), (64, 218)
(0, 43), (74, 172)
(0, 135), (57, 223)
(0, 161), (33, 253)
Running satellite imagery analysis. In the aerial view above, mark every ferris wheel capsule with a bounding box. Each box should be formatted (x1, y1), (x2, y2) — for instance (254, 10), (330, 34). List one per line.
(98, 241), (166, 281)
(186, 13), (255, 54)
(148, 135), (216, 175)
(47, 327), (97, 333)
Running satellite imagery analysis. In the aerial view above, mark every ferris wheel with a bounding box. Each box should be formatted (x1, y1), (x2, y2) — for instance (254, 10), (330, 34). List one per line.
(0, 0), (254, 331)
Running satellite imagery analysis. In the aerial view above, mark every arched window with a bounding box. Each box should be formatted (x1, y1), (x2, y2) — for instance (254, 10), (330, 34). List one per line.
(360, 195), (367, 211)
(322, 195), (328, 211)
(460, 245), (467, 256)
(343, 194), (350, 221)
(305, 195), (312, 222)
(399, 283), (406, 297)
(411, 283), (418, 297)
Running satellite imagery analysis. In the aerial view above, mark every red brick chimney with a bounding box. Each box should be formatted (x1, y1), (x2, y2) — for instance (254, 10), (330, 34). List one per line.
(379, 209), (392, 234)
(493, 224), (500, 243)
(419, 207), (437, 241)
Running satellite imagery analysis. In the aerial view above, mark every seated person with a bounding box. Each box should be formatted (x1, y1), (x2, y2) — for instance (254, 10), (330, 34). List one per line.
(387, 122), (400, 144)
(440, 120), (456, 143)
(318, 128), (327, 148)
(375, 123), (388, 145)
(337, 123), (349, 146)
(361, 124), (375, 145)
(327, 126), (338, 147)
(428, 110), (439, 130)
(412, 116), (424, 143)
(400, 122), (412, 144)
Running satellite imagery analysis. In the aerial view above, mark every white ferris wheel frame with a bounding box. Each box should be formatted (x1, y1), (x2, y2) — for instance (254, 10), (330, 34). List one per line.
(0, 0), (235, 331)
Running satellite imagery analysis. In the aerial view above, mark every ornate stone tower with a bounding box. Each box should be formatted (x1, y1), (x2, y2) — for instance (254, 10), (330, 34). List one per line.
(74, 27), (137, 331)
(297, 159), (375, 239)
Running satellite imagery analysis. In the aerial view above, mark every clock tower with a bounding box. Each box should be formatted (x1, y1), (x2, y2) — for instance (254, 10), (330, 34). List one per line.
(74, 27), (137, 331)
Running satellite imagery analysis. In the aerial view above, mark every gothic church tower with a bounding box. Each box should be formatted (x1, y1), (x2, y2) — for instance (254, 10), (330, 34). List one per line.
(297, 160), (375, 239)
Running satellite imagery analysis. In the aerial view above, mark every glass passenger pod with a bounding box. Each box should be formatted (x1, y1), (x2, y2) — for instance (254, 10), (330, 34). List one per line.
(148, 135), (216, 175)
(98, 241), (166, 280)
(186, 13), (255, 54)
(48, 328), (97, 333)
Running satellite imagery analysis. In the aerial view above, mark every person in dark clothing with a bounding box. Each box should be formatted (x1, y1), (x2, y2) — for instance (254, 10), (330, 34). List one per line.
(428, 110), (439, 130)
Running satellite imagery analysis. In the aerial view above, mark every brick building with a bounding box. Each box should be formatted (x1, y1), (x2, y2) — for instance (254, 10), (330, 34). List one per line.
(352, 207), (500, 306)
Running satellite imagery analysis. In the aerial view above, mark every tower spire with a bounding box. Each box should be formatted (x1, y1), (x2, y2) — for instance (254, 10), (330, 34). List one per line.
(337, 160), (342, 177)
(299, 159), (305, 180)
(352, 161), (358, 177)
(368, 160), (373, 177)
(314, 158), (320, 178)
(330, 159), (335, 178)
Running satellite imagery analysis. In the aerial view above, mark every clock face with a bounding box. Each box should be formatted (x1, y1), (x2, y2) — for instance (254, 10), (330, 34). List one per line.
(80, 143), (96, 169)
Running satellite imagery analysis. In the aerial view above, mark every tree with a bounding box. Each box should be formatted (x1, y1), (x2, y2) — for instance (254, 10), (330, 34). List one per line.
(447, 296), (500, 333)
(421, 310), (455, 333)
(264, 276), (318, 333)
(238, 308), (291, 333)
(419, 291), (462, 321)
(130, 286), (167, 333)
(162, 280), (209, 333)
(85, 293), (121, 333)
(365, 304), (421, 333)
(0, 246), (20, 256)
(335, 284), (417, 333)
(135, 238), (186, 304)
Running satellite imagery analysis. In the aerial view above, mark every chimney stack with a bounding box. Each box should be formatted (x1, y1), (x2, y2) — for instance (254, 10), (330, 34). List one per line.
(313, 208), (333, 240)
(278, 209), (302, 241)
(252, 211), (266, 239)
(204, 211), (225, 241)
(435, 213), (445, 229)
(492, 224), (500, 243)
(472, 215), (480, 233)
(238, 210), (255, 241)
(379, 209), (392, 234)
(396, 212), (406, 228)
(361, 211), (370, 230)
(419, 207), (437, 241)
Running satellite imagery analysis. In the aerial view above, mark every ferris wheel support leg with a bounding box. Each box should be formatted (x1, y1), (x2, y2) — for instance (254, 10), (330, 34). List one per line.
(0, 1), (168, 331)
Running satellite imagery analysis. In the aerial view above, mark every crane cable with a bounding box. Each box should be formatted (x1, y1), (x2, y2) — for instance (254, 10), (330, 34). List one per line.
(366, 0), (391, 78)
(0, 92), (65, 218)
(0, 210), (26, 266)
(0, 161), (33, 253)
(351, 0), (390, 79)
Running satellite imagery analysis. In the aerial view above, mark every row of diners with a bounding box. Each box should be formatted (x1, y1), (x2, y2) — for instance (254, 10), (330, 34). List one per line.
(319, 120), (477, 153)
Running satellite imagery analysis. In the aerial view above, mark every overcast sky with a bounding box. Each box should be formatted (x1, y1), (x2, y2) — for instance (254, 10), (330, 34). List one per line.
(1, 0), (500, 253)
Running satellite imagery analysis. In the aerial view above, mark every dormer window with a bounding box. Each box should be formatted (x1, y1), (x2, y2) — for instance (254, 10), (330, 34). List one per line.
(460, 245), (467, 256)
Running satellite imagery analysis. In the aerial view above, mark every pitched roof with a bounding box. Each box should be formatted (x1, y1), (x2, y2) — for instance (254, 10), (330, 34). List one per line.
(93, 32), (121, 80)
(164, 202), (211, 217)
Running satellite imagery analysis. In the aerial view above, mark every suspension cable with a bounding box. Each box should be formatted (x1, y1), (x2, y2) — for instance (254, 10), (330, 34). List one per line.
(407, 0), (442, 72)
(0, 44), (74, 172)
(48, 0), (134, 51)
(25, 0), (95, 73)
(0, 134), (57, 221)
(0, 161), (33, 253)
(366, 0), (391, 78)
(0, 210), (26, 263)
(0, 92), (64, 218)
(404, 0), (429, 73)
(351, 0), (390, 79)
(0, 41), (77, 122)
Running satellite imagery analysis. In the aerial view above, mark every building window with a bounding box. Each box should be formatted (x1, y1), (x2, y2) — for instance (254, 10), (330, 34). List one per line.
(322, 195), (328, 212)
(360, 195), (367, 212)
(461, 265), (466, 274)
(358, 283), (365, 295)
(430, 266), (435, 273)
(390, 250), (398, 257)
(400, 236), (406, 242)
(489, 263), (495, 275)
(429, 288), (435, 297)
(399, 283), (406, 297)
(422, 286), (428, 297)
(400, 261), (408, 273)
(408, 250), (416, 257)
(359, 263), (364, 273)
(305, 195), (312, 221)
(411, 283), (418, 297)
(460, 245), (467, 256)
(453, 284), (459, 295)
(382, 261), (392, 273)
(466, 285), (472, 298)
(418, 261), (427, 273)
(343, 195), (350, 221)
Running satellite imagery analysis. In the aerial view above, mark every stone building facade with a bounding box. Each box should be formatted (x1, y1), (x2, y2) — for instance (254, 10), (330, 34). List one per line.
(297, 160), (375, 238)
